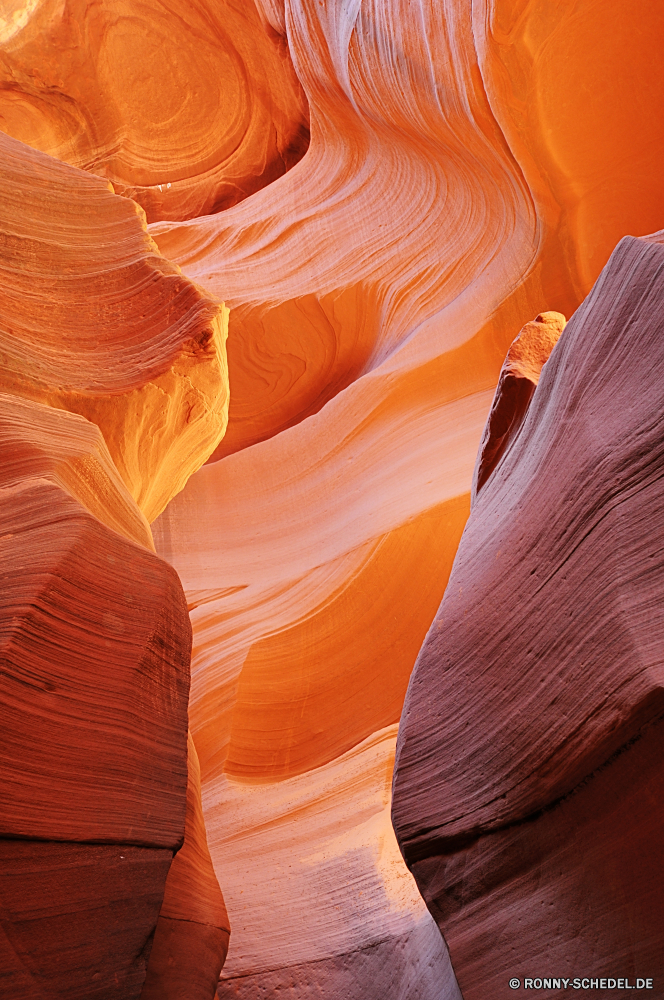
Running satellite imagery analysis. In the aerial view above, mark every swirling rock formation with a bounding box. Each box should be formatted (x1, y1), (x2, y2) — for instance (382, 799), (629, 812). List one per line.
(0, 403), (191, 997)
(0, 130), (229, 522)
(141, 734), (230, 1000)
(0, 0), (308, 223)
(392, 233), (664, 996)
(3, 0), (664, 997)
(148, 0), (664, 996)
(0, 131), (230, 997)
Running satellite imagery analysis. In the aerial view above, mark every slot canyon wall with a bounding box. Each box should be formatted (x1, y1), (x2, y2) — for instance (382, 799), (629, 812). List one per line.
(1, 1), (663, 999)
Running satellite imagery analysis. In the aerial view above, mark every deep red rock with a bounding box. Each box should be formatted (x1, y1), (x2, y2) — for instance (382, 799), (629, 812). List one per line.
(392, 233), (664, 997)
(0, 460), (192, 997)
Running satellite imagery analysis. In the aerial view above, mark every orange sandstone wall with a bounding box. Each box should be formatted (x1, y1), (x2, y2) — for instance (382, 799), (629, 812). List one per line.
(0, 132), (230, 998)
(1, 0), (664, 997)
(0, 0), (309, 222)
(150, 1), (664, 997)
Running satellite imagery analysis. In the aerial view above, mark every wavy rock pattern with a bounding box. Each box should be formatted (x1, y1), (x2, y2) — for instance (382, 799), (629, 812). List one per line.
(0, 130), (229, 522)
(0, 0), (309, 222)
(392, 234), (664, 995)
(150, 2), (664, 996)
(2, 0), (664, 998)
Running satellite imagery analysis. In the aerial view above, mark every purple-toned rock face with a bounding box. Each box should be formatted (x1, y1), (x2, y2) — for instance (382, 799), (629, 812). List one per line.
(392, 233), (664, 999)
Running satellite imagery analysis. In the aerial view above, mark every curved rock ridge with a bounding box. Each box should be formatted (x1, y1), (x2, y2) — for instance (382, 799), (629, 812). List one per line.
(0, 399), (231, 996)
(154, 376), (481, 996)
(392, 233), (664, 995)
(150, 0), (664, 461)
(152, 2), (664, 995)
(0, 393), (154, 551)
(142, 734), (230, 1000)
(0, 130), (229, 522)
(151, 0), (559, 461)
(0, 0), (309, 223)
(473, 310), (566, 498)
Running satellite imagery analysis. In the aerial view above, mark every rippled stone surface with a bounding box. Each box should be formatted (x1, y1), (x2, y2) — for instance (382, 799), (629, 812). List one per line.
(0, 131), (229, 522)
(392, 234), (664, 997)
(0, 0), (309, 222)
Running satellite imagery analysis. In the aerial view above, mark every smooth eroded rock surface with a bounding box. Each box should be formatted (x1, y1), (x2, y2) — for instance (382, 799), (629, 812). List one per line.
(0, 130), (229, 521)
(151, 1), (664, 994)
(142, 734), (230, 1000)
(4, 0), (664, 996)
(392, 233), (664, 996)
(0, 0), (308, 222)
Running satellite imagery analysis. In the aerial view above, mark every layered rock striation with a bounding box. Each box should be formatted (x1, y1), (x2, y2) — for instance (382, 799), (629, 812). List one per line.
(149, 1), (664, 996)
(0, 132), (229, 999)
(0, 131), (229, 522)
(392, 233), (664, 997)
(0, 405), (191, 998)
(0, 0), (309, 222)
(2, 0), (664, 997)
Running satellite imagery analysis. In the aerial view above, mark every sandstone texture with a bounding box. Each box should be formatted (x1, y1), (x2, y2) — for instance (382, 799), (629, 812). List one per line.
(0, 0), (309, 222)
(149, 1), (664, 994)
(2, 0), (664, 997)
(0, 130), (229, 522)
(0, 127), (229, 996)
(0, 451), (191, 996)
(392, 234), (664, 997)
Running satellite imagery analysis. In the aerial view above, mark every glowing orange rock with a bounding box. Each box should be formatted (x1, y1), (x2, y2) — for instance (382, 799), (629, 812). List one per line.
(0, 131), (229, 522)
(3, 0), (664, 995)
(473, 310), (566, 496)
(150, 1), (664, 994)
(476, 0), (664, 296)
(0, 0), (308, 222)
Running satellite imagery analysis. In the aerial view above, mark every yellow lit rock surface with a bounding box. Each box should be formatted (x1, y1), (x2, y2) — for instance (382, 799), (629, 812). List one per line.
(3, 0), (664, 997)
(0, 130), (229, 522)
